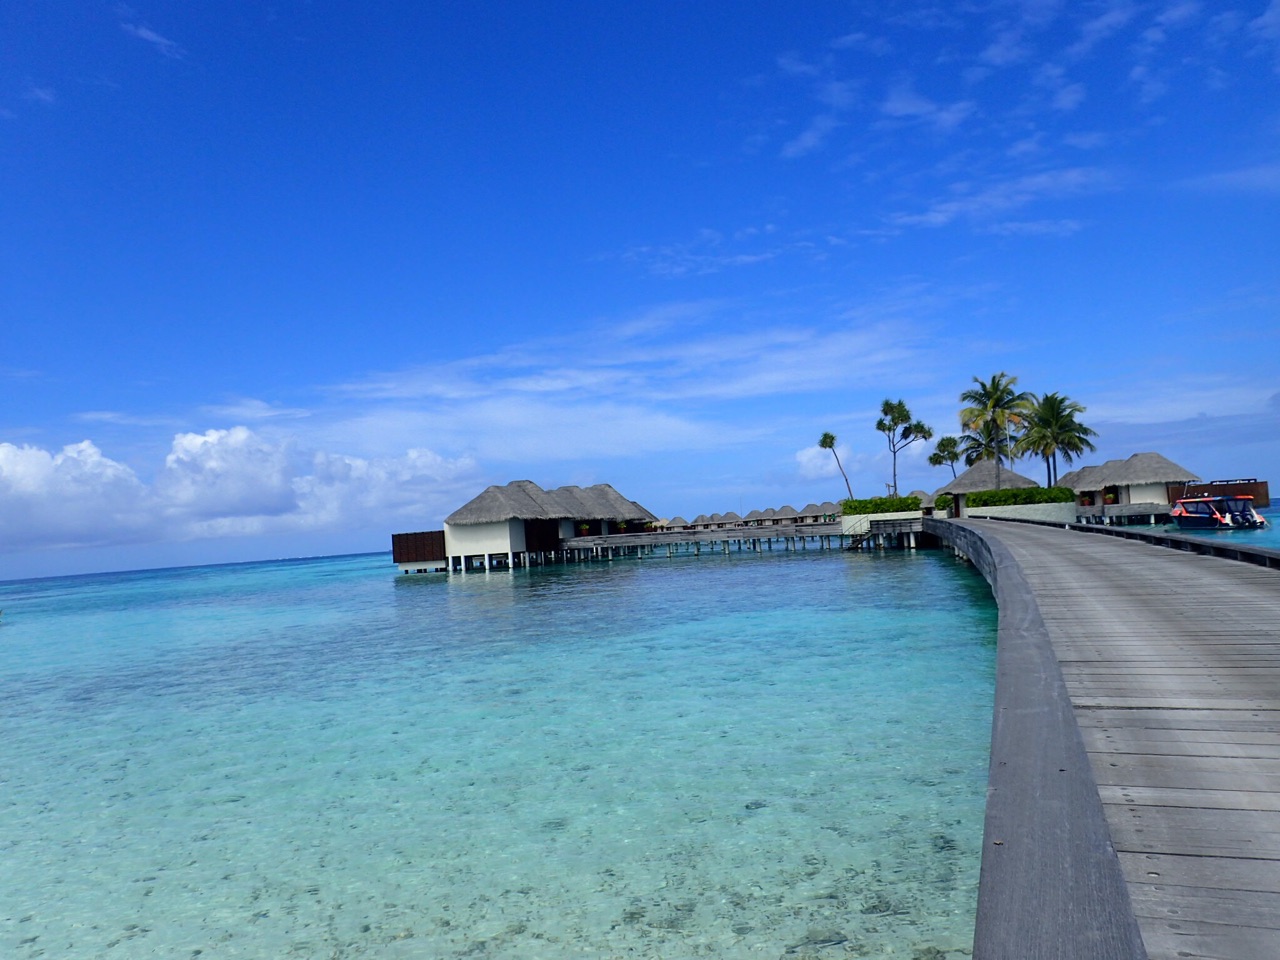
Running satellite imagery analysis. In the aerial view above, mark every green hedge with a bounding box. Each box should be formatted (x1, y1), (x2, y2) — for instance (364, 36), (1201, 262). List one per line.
(841, 495), (922, 515)
(966, 486), (1076, 507)
(935, 495), (953, 511)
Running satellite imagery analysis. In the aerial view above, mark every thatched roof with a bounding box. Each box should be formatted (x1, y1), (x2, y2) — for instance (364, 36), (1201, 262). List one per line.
(774, 505), (799, 519)
(720, 511), (743, 523)
(744, 509), (765, 521)
(934, 460), (1039, 496)
(820, 501), (839, 514)
(667, 516), (689, 527)
(1059, 453), (1200, 491)
(445, 480), (656, 525)
(907, 489), (935, 508)
(691, 513), (712, 525)
(799, 503), (823, 516)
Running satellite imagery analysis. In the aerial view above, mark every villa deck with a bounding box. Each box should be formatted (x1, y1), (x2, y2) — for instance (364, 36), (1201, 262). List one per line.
(932, 518), (1280, 960)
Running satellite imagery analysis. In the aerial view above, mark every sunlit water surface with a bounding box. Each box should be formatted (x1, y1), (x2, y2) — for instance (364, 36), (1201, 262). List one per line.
(0, 549), (995, 959)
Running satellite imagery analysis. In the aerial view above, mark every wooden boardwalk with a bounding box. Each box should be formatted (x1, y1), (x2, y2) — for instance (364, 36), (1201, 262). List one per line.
(956, 519), (1280, 960)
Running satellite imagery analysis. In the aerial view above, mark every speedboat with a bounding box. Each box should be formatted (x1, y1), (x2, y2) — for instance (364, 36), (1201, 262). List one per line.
(1171, 495), (1268, 530)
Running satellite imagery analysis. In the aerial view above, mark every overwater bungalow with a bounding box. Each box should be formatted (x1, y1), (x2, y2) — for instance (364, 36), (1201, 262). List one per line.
(1057, 452), (1200, 509)
(934, 461), (1039, 517)
(798, 503), (823, 523)
(393, 479), (657, 574)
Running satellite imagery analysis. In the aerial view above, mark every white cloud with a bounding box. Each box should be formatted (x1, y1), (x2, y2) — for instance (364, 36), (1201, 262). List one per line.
(23, 86), (56, 105)
(796, 442), (852, 481)
(982, 218), (1084, 236)
(1181, 162), (1280, 194)
(0, 429), (477, 556)
(0, 441), (154, 548)
(1254, 0), (1280, 40)
(1067, 4), (1138, 58)
(889, 167), (1110, 227)
(881, 82), (974, 132)
(157, 427), (299, 520)
(830, 32), (892, 55)
(782, 115), (842, 158)
(200, 398), (311, 420)
(121, 22), (185, 59)
(982, 28), (1031, 66)
(75, 410), (185, 427)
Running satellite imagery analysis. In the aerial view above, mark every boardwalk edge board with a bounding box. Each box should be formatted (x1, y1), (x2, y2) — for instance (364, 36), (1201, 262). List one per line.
(923, 517), (1149, 960)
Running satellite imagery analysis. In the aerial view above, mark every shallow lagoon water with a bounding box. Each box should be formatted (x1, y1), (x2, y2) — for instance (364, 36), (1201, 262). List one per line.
(0, 548), (995, 958)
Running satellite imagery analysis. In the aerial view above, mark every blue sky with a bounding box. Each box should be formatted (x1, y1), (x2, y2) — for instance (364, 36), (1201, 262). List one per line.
(3, 1), (1279, 579)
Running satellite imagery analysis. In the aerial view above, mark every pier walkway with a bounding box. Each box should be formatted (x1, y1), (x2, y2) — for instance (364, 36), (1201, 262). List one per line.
(931, 518), (1280, 960)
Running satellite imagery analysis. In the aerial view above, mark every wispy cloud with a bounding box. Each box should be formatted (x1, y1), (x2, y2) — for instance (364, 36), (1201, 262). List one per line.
(75, 410), (186, 428)
(1180, 162), (1280, 195)
(1067, 4), (1139, 58)
(889, 167), (1110, 228)
(1255, 0), (1280, 40)
(200, 398), (312, 421)
(830, 32), (892, 55)
(618, 227), (788, 277)
(781, 115), (842, 158)
(982, 218), (1084, 236)
(23, 86), (56, 105)
(880, 81), (974, 132)
(121, 22), (185, 59)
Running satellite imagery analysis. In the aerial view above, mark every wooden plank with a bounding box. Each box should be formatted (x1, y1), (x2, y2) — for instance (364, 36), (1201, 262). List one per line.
(1120, 853), (1280, 894)
(1083, 729), (1280, 747)
(1076, 710), (1280, 733)
(1104, 805), (1280, 859)
(1127, 885), (1280, 929)
(1099, 785), (1280, 812)
(1082, 737), (1280, 761)
(1070, 701), (1280, 716)
(1138, 919), (1280, 960)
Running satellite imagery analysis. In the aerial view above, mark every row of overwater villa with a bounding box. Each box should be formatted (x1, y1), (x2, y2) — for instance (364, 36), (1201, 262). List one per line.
(662, 503), (843, 530)
(391, 452), (1268, 574)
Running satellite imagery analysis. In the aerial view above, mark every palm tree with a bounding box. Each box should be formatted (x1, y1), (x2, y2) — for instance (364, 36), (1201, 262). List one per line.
(819, 432), (854, 500)
(875, 399), (933, 496)
(1016, 392), (1098, 486)
(958, 419), (1004, 467)
(928, 435), (962, 478)
(959, 372), (1033, 489)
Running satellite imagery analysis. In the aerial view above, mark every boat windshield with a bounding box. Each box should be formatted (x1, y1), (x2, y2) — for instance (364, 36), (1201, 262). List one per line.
(1180, 500), (1220, 516)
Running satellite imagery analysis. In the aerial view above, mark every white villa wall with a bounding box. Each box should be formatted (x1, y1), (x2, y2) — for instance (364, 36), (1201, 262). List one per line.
(1126, 482), (1170, 505)
(965, 502), (1078, 523)
(444, 520), (526, 558)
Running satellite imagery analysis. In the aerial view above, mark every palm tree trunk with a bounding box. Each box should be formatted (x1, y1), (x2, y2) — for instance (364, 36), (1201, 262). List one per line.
(832, 449), (853, 501)
(996, 425), (1005, 490)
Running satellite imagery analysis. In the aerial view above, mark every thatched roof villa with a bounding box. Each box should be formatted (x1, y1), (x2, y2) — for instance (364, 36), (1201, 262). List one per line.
(933, 460), (1039, 516)
(1057, 452), (1200, 507)
(392, 479), (657, 574)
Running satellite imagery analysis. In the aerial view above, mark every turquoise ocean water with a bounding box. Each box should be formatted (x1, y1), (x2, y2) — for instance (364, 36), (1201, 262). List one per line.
(0, 548), (996, 959)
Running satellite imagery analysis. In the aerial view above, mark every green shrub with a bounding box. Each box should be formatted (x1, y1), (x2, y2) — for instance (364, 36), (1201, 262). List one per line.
(841, 495), (922, 515)
(935, 495), (953, 511)
(966, 486), (1075, 507)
